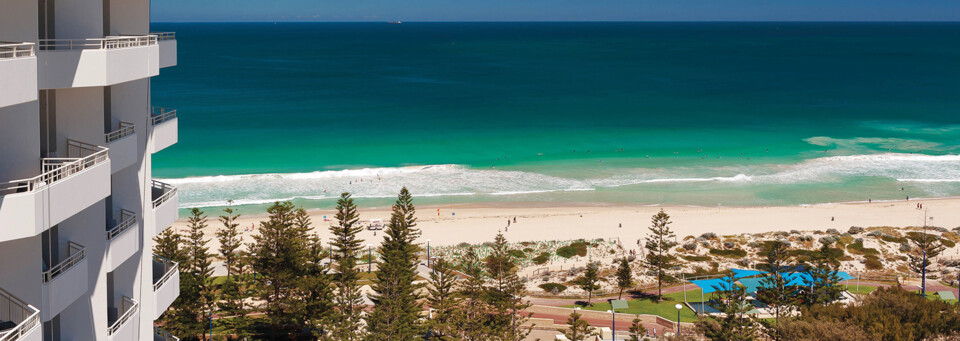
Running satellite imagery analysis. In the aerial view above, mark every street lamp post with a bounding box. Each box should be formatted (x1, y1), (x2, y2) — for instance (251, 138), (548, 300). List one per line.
(675, 304), (683, 334)
(367, 244), (373, 273)
(607, 310), (616, 341)
(426, 239), (432, 270)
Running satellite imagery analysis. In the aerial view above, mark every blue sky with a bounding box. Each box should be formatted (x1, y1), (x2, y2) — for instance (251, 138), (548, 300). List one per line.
(152, 0), (960, 22)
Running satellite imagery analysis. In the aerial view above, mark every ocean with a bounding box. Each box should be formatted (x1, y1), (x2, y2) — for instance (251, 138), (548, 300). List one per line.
(149, 22), (960, 214)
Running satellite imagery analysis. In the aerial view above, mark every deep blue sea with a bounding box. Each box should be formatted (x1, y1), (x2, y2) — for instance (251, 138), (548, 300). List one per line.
(149, 22), (960, 213)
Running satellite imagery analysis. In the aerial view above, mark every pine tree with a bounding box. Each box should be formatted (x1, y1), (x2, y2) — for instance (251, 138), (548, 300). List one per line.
(182, 208), (215, 340)
(804, 241), (844, 306)
(756, 239), (799, 337)
(456, 247), (495, 340)
(644, 209), (678, 301)
(577, 262), (601, 306)
(615, 257), (633, 300)
(695, 273), (758, 341)
(217, 201), (243, 276)
(426, 258), (460, 340)
(484, 232), (533, 341)
(366, 187), (423, 340)
(908, 231), (945, 298)
(627, 317), (647, 341)
(248, 201), (312, 337)
(330, 192), (366, 340)
(563, 311), (597, 341)
(303, 231), (335, 338)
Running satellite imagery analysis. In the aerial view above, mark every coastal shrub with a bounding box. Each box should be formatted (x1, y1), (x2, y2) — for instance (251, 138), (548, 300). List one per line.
(523, 247), (534, 253)
(880, 234), (907, 244)
(854, 238), (864, 244)
(709, 248), (747, 258)
(866, 231), (883, 237)
(941, 238), (956, 248)
(509, 250), (526, 259)
(864, 258), (884, 270)
(848, 226), (865, 234)
(533, 252), (550, 265)
(819, 236), (838, 245)
(699, 240), (711, 248)
(837, 235), (854, 247)
(684, 235), (695, 240)
(701, 232), (718, 240)
(933, 226), (949, 233)
(520, 241), (533, 246)
(736, 259), (751, 267)
(539, 283), (568, 294)
(747, 241), (761, 248)
(556, 241), (588, 258)
(774, 231), (789, 237)
(681, 254), (711, 262)
(458, 242), (471, 248)
(799, 235), (814, 242)
(790, 247), (844, 261)
(847, 241), (879, 255)
(790, 230), (800, 235)
(723, 241), (736, 249)
(827, 228), (840, 235)
(683, 242), (697, 251)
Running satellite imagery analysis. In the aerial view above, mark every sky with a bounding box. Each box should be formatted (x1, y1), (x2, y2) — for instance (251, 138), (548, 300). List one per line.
(151, 0), (960, 22)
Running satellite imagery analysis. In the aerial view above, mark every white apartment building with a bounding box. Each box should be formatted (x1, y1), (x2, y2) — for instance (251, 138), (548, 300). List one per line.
(0, 0), (180, 340)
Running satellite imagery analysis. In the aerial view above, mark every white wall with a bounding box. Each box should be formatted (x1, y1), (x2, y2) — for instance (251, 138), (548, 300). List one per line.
(0, 57), (39, 107)
(55, 0), (103, 39)
(0, 101), (40, 182)
(0, 235), (43, 310)
(109, 0), (149, 36)
(0, 0), (39, 42)
(55, 87), (104, 150)
(57, 202), (107, 340)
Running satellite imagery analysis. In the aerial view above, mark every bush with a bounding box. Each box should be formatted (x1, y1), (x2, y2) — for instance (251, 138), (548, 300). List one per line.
(556, 241), (588, 258)
(681, 254), (712, 262)
(509, 249), (526, 259)
(458, 242), (471, 248)
(941, 238), (956, 248)
(819, 236), (838, 245)
(709, 248), (747, 258)
(747, 241), (761, 248)
(774, 231), (790, 237)
(847, 241), (879, 255)
(799, 235), (814, 242)
(723, 241), (736, 249)
(848, 226), (865, 234)
(933, 226), (949, 233)
(701, 232), (718, 240)
(533, 252), (550, 265)
(827, 228), (840, 235)
(683, 242), (697, 251)
(790, 230), (801, 235)
(854, 238), (864, 244)
(539, 282), (567, 293)
(523, 247), (534, 253)
(880, 234), (907, 244)
(867, 231), (883, 237)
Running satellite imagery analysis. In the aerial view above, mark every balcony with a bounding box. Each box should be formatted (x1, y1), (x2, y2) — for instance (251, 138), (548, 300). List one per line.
(0, 140), (111, 243)
(0, 42), (37, 108)
(105, 209), (139, 271)
(151, 180), (178, 235)
(152, 255), (179, 320)
(0, 288), (41, 341)
(153, 32), (177, 68)
(106, 122), (137, 173)
(40, 242), (89, 320)
(37, 35), (159, 89)
(154, 327), (180, 341)
(106, 296), (139, 341)
(150, 107), (178, 153)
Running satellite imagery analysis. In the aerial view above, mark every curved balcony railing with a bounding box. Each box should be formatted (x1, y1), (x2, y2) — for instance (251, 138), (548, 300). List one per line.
(0, 288), (40, 341)
(150, 107), (177, 126)
(151, 181), (177, 209)
(106, 209), (137, 240)
(105, 122), (135, 143)
(153, 327), (180, 341)
(0, 140), (108, 195)
(152, 255), (178, 291)
(0, 42), (35, 59)
(38, 35), (157, 51)
(41, 242), (85, 283)
(152, 32), (176, 41)
(106, 296), (138, 336)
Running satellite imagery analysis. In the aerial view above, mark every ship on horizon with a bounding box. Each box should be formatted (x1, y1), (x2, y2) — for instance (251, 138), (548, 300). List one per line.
(387, 20), (402, 24)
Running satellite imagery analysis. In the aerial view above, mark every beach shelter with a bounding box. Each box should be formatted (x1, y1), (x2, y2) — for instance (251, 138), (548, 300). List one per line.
(937, 291), (957, 301)
(689, 277), (734, 314)
(738, 277), (767, 294)
(731, 269), (766, 279)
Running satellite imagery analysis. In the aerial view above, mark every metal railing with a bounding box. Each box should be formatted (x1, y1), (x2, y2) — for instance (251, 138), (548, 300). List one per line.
(38, 35), (157, 51)
(151, 180), (177, 209)
(105, 122), (135, 143)
(41, 242), (85, 283)
(150, 107), (177, 126)
(107, 296), (139, 336)
(0, 288), (40, 341)
(106, 209), (137, 240)
(152, 255), (178, 291)
(0, 42), (35, 59)
(152, 32), (176, 41)
(0, 141), (109, 195)
(153, 327), (180, 341)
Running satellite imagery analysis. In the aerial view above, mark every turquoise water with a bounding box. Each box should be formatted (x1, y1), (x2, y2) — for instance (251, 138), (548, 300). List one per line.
(150, 22), (960, 212)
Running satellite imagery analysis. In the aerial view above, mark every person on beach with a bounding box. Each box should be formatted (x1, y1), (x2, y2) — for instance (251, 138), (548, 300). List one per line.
(513, 217), (517, 223)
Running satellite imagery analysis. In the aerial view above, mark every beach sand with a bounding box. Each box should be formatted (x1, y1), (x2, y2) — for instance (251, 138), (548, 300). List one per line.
(172, 198), (960, 252)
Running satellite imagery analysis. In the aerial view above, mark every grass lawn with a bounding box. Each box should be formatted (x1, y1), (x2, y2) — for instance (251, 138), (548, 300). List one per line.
(564, 289), (702, 323)
(847, 284), (878, 296)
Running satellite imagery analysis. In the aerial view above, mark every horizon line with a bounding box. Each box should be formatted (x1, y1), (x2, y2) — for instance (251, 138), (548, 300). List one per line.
(149, 19), (960, 24)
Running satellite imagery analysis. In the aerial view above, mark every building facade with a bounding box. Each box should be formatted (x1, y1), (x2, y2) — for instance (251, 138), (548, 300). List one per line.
(0, 0), (180, 340)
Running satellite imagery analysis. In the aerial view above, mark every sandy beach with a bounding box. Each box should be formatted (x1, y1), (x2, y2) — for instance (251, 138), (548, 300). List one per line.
(172, 198), (960, 252)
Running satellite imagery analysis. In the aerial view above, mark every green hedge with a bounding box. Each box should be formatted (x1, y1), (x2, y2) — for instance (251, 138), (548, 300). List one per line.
(557, 241), (589, 258)
(539, 282), (568, 293)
